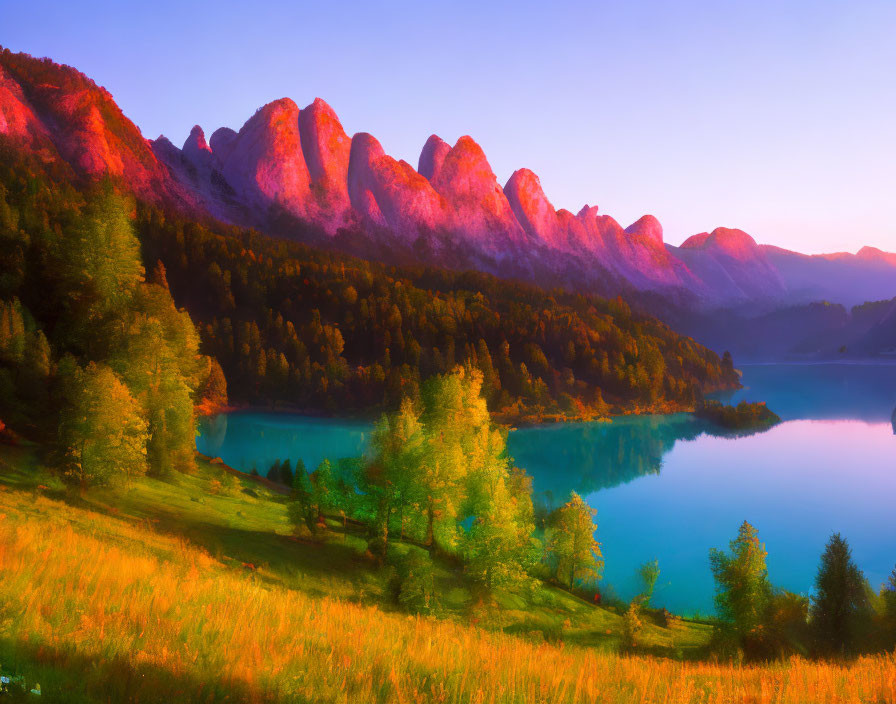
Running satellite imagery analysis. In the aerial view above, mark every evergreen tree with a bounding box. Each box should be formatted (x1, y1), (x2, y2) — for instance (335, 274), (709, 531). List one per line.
(811, 533), (869, 656)
(709, 521), (771, 641)
(279, 459), (294, 488)
(57, 186), (143, 345)
(288, 467), (317, 533)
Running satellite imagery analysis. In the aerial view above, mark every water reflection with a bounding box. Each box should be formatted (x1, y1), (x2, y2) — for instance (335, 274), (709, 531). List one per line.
(197, 412), (370, 474)
(508, 413), (779, 508)
(508, 415), (701, 500)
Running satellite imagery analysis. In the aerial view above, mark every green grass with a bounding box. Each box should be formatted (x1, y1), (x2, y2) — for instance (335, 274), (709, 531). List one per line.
(0, 444), (710, 654)
(1, 444), (893, 703)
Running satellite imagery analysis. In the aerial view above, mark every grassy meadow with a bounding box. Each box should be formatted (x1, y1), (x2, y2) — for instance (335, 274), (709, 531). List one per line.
(0, 444), (894, 703)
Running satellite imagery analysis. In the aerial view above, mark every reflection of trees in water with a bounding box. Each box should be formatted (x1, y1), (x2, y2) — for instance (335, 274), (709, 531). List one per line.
(197, 413), (229, 455)
(514, 414), (773, 513)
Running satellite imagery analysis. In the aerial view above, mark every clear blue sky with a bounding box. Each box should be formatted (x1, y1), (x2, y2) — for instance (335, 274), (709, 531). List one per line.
(4, 0), (895, 253)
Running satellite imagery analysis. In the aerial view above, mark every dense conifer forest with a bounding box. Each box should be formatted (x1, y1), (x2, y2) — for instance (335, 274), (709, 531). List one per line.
(0, 141), (739, 426)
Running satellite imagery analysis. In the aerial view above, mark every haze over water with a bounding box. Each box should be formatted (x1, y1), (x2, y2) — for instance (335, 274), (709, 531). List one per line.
(197, 363), (896, 614)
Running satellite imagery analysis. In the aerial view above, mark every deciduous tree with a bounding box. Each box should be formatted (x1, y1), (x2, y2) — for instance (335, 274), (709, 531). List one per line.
(58, 363), (148, 487)
(547, 492), (603, 588)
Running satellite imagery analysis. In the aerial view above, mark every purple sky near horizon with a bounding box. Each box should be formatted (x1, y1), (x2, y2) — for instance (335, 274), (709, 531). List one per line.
(4, 0), (895, 253)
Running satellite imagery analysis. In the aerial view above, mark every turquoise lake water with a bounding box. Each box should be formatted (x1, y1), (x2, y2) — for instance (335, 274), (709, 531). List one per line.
(196, 362), (896, 615)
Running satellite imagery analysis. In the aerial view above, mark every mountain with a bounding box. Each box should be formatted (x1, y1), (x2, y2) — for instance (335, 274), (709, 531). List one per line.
(0, 49), (191, 206)
(1, 47), (894, 312)
(672, 296), (896, 361)
(762, 246), (896, 307)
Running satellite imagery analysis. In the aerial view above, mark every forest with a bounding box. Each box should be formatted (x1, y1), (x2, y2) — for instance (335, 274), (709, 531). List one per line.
(138, 207), (741, 421)
(0, 140), (739, 426)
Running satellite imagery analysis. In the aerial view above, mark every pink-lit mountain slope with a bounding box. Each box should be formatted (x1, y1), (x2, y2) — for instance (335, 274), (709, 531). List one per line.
(2, 48), (893, 310)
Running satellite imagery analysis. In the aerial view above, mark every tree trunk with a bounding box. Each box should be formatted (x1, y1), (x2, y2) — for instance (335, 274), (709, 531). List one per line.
(425, 500), (435, 549)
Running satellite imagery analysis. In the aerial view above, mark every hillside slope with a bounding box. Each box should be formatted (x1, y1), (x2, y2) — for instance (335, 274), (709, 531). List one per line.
(1, 445), (893, 703)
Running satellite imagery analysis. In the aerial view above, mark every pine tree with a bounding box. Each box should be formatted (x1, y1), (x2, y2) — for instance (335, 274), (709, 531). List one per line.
(279, 459), (294, 488)
(59, 186), (144, 332)
(709, 521), (771, 640)
(288, 467), (317, 534)
(811, 532), (869, 656)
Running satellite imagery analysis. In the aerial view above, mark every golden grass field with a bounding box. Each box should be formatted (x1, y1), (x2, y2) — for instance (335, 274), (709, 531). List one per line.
(0, 447), (894, 703)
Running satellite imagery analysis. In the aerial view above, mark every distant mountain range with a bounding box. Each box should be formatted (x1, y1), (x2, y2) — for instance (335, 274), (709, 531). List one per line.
(671, 297), (896, 361)
(2, 47), (894, 312)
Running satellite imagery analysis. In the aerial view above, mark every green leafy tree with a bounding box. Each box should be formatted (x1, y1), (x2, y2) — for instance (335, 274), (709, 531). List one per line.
(709, 521), (772, 641)
(547, 492), (603, 588)
(419, 367), (490, 548)
(58, 363), (148, 487)
(112, 285), (204, 476)
(288, 468), (317, 534)
(882, 566), (896, 619)
(396, 550), (437, 614)
(638, 559), (660, 607)
(311, 458), (338, 522)
(880, 566), (896, 649)
(365, 398), (426, 552)
(464, 476), (537, 591)
(811, 533), (869, 656)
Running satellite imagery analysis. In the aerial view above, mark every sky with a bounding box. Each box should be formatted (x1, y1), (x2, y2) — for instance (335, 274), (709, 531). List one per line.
(3, 0), (895, 253)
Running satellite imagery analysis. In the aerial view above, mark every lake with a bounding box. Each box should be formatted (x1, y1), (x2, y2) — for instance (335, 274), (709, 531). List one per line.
(196, 362), (896, 615)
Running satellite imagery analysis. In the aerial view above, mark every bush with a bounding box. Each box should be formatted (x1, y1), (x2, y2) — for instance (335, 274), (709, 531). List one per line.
(395, 550), (438, 614)
(622, 603), (644, 650)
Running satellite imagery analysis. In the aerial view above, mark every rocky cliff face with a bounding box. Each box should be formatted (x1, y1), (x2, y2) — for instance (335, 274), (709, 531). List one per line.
(0, 49), (188, 205)
(2, 48), (892, 311)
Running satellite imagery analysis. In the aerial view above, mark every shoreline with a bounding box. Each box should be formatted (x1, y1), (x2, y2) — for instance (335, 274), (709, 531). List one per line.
(205, 398), (719, 429)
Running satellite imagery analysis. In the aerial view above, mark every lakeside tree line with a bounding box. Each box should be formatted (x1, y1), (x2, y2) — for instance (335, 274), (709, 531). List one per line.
(708, 521), (896, 661)
(283, 366), (603, 605)
(269, 367), (896, 659)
